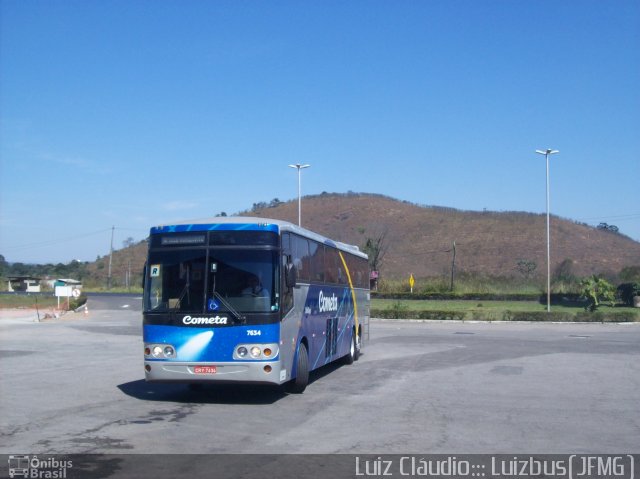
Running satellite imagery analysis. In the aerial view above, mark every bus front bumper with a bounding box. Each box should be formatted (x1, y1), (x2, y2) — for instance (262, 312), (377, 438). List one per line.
(144, 360), (286, 385)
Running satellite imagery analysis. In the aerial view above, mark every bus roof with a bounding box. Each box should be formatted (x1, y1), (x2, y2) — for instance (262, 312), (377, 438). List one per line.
(151, 216), (368, 259)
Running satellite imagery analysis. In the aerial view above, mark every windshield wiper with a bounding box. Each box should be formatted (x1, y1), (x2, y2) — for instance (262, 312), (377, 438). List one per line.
(171, 282), (190, 312)
(211, 272), (246, 324)
(170, 263), (191, 314)
(212, 291), (246, 324)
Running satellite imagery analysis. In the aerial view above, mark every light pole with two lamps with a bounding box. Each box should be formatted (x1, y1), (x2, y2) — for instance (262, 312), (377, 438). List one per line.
(288, 163), (310, 226)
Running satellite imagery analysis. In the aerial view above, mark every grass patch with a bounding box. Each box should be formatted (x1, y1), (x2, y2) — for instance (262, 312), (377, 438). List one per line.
(0, 295), (58, 309)
(83, 287), (143, 294)
(0, 294), (87, 311)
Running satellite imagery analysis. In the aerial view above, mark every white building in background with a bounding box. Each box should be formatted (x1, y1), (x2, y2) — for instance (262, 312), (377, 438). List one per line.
(7, 276), (41, 293)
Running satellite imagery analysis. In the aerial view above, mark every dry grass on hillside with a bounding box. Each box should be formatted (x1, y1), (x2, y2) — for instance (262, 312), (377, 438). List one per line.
(84, 193), (640, 285)
(248, 193), (640, 280)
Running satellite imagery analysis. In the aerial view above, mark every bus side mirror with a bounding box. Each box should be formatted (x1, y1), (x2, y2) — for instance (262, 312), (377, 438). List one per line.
(285, 261), (297, 289)
(142, 263), (147, 289)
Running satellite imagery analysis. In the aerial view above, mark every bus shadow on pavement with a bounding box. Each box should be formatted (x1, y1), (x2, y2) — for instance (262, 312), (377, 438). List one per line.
(117, 379), (288, 405)
(117, 361), (347, 405)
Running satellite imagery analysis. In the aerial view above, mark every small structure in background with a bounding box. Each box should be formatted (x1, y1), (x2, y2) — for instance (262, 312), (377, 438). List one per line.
(7, 276), (42, 293)
(370, 271), (379, 291)
(52, 279), (83, 310)
(53, 278), (83, 290)
(54, 278), (83, 300)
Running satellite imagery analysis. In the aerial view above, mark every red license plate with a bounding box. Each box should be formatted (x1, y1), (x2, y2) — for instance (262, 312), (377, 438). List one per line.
(193, 366), (217, 374)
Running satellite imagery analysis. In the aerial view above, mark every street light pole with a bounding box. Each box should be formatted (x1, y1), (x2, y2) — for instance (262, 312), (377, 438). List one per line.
(107, 225), (114, 290)
(288, 163), (310, 226)
(535, 149), (559, 313)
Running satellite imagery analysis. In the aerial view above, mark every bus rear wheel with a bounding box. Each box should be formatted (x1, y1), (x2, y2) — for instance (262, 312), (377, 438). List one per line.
(343, 328), (360, 365)
(287, 342), (309, 394)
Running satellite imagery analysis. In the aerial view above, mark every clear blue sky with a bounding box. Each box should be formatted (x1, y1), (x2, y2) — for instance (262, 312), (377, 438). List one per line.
(1, 0), (639, 264)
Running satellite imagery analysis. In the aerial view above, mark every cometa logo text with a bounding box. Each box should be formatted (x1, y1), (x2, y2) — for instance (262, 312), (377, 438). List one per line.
(182, 315), (228, 325)
(319, 291), (339, 313)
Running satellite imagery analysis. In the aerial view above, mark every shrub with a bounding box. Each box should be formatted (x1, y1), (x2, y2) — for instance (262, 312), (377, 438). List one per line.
(370, 308), (467, 321)
(580, 275), (616, 312)
(389, 301), (409, 318)
(601, 312), (640, 322)
(369, 308), (639, 322)
(502, 311), (574, 322)
(573, 311), (639, 323)
(616, 283), (640, 306)
(414, 310), (467, 321)
(69, 294), (88, 311)
(385, 301), (409, 319)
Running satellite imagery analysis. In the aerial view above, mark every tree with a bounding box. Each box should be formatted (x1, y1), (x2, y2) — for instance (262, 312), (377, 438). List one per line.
(10, 262), (29, 276)
(122, 237), (135, 249)
(597, 223), (619, 233)
(617, 283), (640, 306)
(0, 254), (8, 277)
(251, 201), (268, 212)
(53, 263), (67, 276)
(553, 258), (575, 283)
(619, 265), (640, 283)
(580, 275), (615, 312)
(361, 229), (389, 273)
(516, 259), (537, 279)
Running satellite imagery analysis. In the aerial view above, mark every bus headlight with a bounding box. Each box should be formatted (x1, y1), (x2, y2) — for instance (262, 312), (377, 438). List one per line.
(163, 346), (175, 358)
(233, 343), (279, 360)
(145, 343), (177, 359)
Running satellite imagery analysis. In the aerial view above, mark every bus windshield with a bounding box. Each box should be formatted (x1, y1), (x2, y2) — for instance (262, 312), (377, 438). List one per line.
(145, 249), (279, 314)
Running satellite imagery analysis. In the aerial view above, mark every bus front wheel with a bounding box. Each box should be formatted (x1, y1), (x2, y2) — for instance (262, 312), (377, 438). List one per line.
(287, 342), (309, 394)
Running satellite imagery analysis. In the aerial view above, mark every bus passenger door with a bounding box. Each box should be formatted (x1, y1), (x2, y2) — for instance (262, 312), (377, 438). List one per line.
(279, 232), (299, 382)
(281, 233), (293, 316)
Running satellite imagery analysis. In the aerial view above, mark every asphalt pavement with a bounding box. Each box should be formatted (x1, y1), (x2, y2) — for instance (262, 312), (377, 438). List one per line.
(1, 295), (639, 456)
(85, 292), (143, 312)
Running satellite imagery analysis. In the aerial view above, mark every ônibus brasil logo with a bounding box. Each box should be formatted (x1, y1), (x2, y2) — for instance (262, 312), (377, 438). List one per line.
(8, 455), (73, 478)
(182, 315), (228, 325)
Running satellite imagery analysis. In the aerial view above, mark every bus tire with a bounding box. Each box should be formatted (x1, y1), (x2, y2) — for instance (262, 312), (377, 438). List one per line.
(344, 328), (359, 364)
(287, 342), (309, 394)
(354, 328), (361, 361)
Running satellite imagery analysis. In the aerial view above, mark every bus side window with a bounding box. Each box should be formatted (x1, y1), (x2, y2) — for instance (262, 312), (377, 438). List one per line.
(309, 241), (324, 283)
(336, 250), (348, 286)
(292, 235), (310, 282)
(325, 247), (340, 284)
(348, 254), (367, 288)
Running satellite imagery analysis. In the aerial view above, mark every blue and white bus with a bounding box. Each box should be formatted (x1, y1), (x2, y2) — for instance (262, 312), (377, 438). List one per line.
(143, 217), (370, 393)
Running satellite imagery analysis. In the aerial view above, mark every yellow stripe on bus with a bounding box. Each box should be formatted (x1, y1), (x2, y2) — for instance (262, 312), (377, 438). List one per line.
(338, 251), (358, 337)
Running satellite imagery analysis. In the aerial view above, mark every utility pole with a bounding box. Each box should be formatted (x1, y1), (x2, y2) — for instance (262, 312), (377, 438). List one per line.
(450, 241), (457, 291)
(108, 226), (114, 290)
